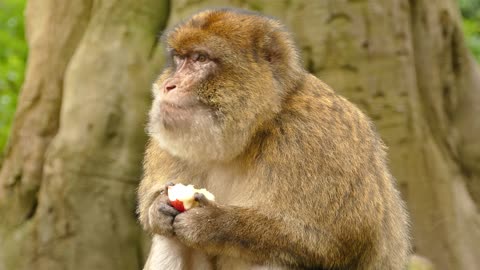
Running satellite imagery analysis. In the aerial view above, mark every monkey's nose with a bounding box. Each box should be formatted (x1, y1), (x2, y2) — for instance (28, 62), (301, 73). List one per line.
(165, 84), (177, 92)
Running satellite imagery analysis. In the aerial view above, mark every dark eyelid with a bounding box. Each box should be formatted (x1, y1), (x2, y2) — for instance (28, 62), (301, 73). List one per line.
(191, 52), (206, 62)
(192, 48), (213, 59)
(169, 49), (185, 59)
(195, 50), (209, 56)
(170, 49), (217, 63)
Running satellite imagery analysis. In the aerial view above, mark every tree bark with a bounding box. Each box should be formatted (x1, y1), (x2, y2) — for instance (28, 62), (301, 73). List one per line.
(0, 1), (169, 269)
(408, 1), (480, 269)
(1, 0), (479, 270)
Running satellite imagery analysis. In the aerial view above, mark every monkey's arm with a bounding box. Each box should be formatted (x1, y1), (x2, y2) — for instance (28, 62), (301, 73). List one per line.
(172, 196), (354, 268)
(138, 143), (186, 232)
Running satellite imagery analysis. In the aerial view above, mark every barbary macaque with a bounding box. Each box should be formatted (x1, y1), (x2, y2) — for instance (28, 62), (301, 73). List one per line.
(138, 8), (410, 270)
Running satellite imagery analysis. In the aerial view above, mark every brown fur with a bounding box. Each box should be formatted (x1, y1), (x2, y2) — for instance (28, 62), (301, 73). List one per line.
(138, 8), (410, 270)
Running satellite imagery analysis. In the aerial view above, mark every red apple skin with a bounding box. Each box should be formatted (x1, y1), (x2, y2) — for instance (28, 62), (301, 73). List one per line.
(170, 199), (186, 212)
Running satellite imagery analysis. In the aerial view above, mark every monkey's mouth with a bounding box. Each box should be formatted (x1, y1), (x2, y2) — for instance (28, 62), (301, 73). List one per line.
(161, 101), (191, 113)
(158, 101), (206, 130)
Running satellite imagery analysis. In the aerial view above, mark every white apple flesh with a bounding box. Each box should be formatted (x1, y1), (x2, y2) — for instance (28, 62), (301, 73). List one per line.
(167, 183), (215, 212)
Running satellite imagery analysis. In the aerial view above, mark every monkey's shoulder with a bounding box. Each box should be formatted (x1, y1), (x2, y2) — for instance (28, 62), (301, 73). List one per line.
(278, 74), (375, 142)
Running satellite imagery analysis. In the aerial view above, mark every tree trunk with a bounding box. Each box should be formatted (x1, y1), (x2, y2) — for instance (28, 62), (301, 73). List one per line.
(0, 1), (169, 269)
(1, 1), (479, 270)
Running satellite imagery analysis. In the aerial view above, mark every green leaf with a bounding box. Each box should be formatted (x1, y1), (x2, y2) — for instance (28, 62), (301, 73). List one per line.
(0, 0), (27, 153)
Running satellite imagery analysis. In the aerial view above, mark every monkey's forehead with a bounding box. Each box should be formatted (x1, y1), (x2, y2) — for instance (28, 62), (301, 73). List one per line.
(166, 9), (281, 53)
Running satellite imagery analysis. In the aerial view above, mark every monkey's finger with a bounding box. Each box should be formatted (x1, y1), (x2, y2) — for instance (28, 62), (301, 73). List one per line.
(159, 203), (180, 216)
(194, 193), (215, 207)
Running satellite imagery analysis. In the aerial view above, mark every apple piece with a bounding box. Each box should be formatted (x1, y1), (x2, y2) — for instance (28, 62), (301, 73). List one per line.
(167, 183), (215, 212)
(169, 199), (186, 212)
(167, 184), (195, 212)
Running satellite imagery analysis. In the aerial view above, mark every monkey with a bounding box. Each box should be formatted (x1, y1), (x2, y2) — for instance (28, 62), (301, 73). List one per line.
(137, 8), (410, 270)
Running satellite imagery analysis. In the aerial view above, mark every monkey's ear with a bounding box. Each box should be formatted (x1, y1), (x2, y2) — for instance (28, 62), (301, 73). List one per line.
(260, 30), (286, 65)
(257, 25), (302, 87)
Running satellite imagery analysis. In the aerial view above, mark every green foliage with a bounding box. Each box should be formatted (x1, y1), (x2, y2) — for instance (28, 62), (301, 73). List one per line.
(460, 0), (480, 61)
(0, 0), (26, 153)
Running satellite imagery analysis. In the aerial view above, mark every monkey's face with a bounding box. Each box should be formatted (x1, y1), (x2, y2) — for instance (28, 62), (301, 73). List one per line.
(151, 50), (217, 131)
(148, 10), (301, 163)
(148, 46), (227, 162)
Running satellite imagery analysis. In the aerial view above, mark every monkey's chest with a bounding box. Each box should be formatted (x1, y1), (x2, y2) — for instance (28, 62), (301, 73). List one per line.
(199, 167), (252, 206)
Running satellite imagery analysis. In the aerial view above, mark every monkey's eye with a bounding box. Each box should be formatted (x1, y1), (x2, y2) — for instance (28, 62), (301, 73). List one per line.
(193, 53), (208, 63)
(197, 54), (207, 62)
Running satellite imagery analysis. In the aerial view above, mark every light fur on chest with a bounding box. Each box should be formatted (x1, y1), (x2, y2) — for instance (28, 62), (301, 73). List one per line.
(198, 164), (259, 206)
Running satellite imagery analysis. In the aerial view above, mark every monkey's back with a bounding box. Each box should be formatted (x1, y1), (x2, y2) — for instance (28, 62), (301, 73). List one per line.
(256, 74), (410, 269)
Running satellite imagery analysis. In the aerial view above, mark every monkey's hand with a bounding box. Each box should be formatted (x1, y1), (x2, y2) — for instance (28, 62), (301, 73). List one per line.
(172, 195), (328, 267)
(172, 193), (224, 248)
(142, 182), (180, 236)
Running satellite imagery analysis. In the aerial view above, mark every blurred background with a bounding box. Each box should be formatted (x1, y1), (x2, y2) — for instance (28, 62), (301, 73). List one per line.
(0, 0), (479, 270)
